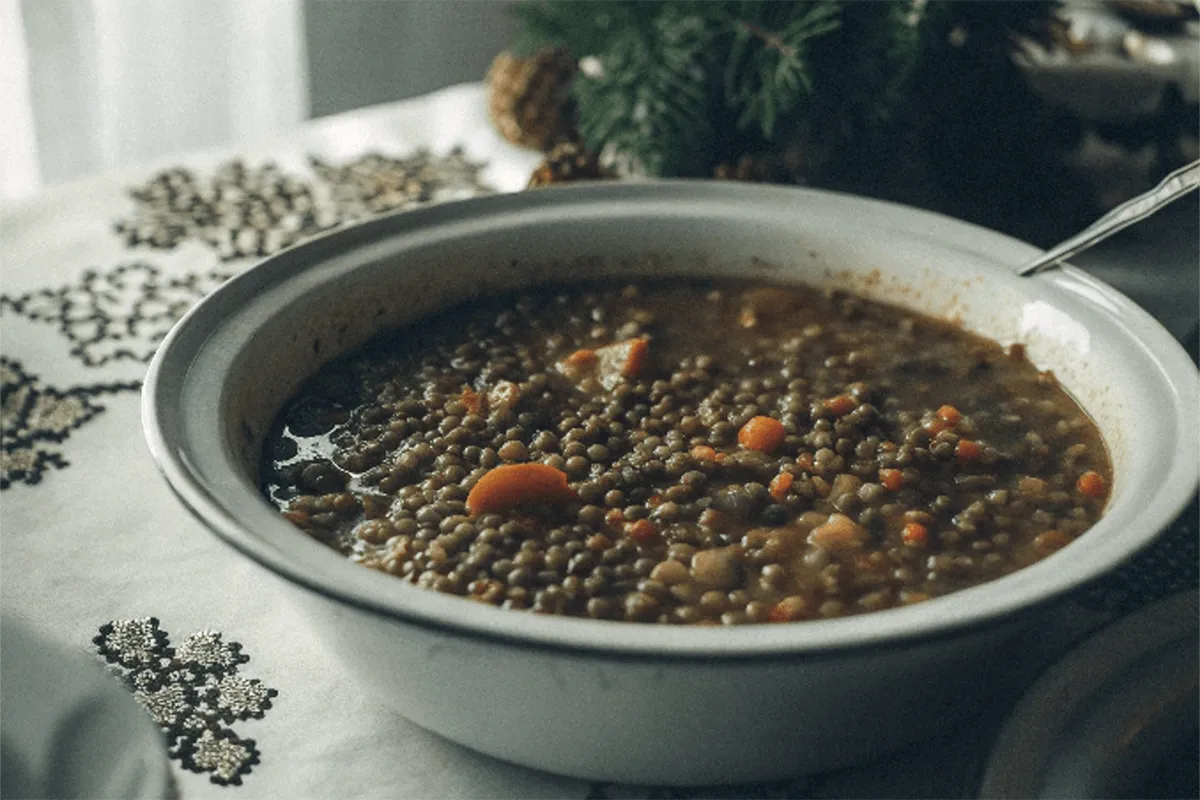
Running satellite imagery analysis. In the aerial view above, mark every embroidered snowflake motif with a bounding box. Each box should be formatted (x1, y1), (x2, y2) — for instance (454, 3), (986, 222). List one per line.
(0, 358), (139, 490)
(173, 728), (261, 787)
(112, 150), (492, 262)
(114, 160), (328, 262)
(93, 617), (173, 669)
(309, 147), (491, 222)
(204, 674), (278, 723)
(133, 681), (197, 728)
(0, 262), (234, 367)
(175, 630), (249, 674)
(95, 619), (278, 786)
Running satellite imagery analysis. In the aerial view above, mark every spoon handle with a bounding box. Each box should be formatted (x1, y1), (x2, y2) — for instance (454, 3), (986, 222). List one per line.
(1018, 159), (1200, 277)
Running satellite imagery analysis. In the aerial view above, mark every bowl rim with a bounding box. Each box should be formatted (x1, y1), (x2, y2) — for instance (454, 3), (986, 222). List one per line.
(142, 179), (1200, 660)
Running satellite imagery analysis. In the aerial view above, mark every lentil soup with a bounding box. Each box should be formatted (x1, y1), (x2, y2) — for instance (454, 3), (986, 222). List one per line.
(261, 280), (1111, 624)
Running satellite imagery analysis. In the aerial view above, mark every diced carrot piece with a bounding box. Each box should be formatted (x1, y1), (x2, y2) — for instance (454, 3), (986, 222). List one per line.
(824, 395), (857, 416)
(466, 463), (577, 516)
(935, 405), (962, 426)
(460, 387), (484, 415)
(923, 418), (947, 436)
(626, 518), (659, 544)
(955, 439), (982, 465)
(879, 468), (904, 491)
(620, 338), (649, 377)
(768, 471), (794, 501)
(564, 348), (597, 368)
(738, 416), (786, 454)
(1076, 471), (1107, 498)
(691, 445), (721, 463)
(902, 522), (928, 546)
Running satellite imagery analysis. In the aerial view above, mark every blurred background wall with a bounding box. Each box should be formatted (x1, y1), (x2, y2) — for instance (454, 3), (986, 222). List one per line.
(305, 0), (516, 118)
(1, 0), (516, 200)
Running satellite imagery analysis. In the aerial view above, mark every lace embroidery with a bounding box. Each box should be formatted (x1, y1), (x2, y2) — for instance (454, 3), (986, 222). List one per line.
(0, 358), (140, 489)
(0, 262), (234, 368)
(114, 149), (490, 262)
(95, 618), (278, 786)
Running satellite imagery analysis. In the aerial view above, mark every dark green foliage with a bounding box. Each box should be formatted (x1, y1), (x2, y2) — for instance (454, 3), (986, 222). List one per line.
(508, 0), (1067, 190)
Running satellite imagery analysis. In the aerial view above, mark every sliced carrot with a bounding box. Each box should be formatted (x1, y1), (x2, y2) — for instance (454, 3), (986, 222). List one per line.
(955, 439), (982, 465)
(879, 468), (904, 491)
(935, 405), (963, 426)
(824, 395), (857, 416)
(466, 463), (577, 516)
(738, 416), (786, 453)
(1076, 471), (1107, 498)
(626, 518), (659, 544)
(563, 348), (597, 368)
(460, 386), (484, 415)
(902, 522), (929, 547)
(619, 338), (649, 377)
(768, 470), (794, 501)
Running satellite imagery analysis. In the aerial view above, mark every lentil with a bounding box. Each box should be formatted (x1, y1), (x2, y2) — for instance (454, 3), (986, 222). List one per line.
(263, 279), (1112, 624)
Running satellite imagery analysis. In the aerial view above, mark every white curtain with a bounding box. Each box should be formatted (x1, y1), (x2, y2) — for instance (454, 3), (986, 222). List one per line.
(0, 0), (308, 201)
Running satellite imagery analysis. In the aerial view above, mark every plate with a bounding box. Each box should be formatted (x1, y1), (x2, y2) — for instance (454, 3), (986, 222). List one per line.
(979, 589), (1199, 799)
(0, 616), (173, 799)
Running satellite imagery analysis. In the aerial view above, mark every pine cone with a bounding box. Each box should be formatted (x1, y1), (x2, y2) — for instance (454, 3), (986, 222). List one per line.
(486, 48), (578, 151)
(528, 142), (614, 188)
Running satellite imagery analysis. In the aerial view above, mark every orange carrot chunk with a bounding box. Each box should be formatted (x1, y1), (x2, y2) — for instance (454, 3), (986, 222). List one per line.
(738, 416), (786, 453)
(466, 464), (577, 516)
(902, 522), (929, 547)
(691, 444), (721, 463)
(1076, 471), (1107, 498)
(935, 405), (962, 425)
(768, 471), (794, 501)
(563, 348), (597, 368)
(879, 468), (904, 491)
(955, 439), (982, 465)
(460, 387), (484, 415)
(824, 395), (857, 416)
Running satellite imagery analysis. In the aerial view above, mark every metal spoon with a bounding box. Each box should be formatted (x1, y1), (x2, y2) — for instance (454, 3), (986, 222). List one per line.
(1017, 159), (1200, 277)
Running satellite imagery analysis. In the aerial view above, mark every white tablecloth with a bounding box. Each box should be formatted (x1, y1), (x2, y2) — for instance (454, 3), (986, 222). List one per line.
(1, 82), (1194, 800)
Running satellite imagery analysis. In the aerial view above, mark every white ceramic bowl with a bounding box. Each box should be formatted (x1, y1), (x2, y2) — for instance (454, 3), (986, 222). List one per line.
(143, 182), (1198, 784)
